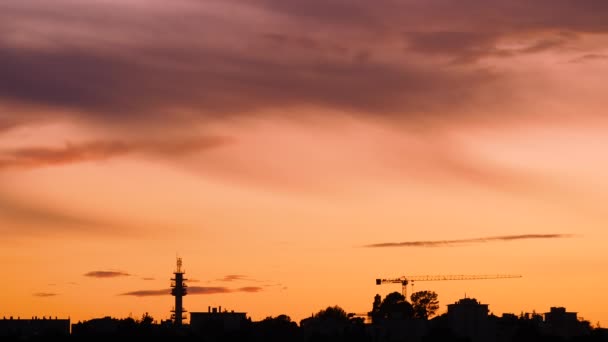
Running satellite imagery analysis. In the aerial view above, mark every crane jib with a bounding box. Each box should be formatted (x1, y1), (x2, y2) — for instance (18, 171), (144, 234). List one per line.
(375, 274), (522, 298)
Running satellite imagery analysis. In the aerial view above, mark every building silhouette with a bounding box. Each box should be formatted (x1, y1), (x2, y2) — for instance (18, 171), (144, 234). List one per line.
(543, 306), (591, 338)
(0, 316), (70, 338)
(71, 316), (123, 336)
(190, 306), (250, 339)
(447, 297), (495, 342)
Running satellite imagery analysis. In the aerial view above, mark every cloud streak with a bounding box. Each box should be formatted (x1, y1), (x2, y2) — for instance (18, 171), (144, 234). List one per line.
(120, 289), (169, 297)
(217, 274), (247, 282)
(364, 234), (575, 248)
(569, 53), (608, 63)
(84, 271), (131, 278)
(237, 286), (264, 293)
(0, 137), (231, 170)
(0, 194), (113, 234)
(215, 274), (266, 283)
(120, 286), (263, 297)
(33, 292), (58, 297)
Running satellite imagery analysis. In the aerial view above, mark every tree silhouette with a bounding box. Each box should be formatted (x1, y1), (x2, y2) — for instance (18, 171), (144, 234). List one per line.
(370, 294), (383, 323)
(410, 290), (439, 319)
(383, 291), (406, 304)
(314, 306), (350, 322)
(375, 291), (414, 320)
(139, 312), (154, 326)
(253, 314), (299, 342)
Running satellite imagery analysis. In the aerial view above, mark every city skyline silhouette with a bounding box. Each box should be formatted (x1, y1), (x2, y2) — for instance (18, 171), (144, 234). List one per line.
(1, 0), (608, 335)
(2, 273), (604, 341)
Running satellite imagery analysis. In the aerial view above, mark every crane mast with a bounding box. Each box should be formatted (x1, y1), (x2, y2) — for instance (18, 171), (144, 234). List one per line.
(376, 274), (522, 298)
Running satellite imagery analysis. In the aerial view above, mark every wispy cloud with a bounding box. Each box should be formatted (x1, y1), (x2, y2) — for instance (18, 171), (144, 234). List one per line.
(84, 270), (131, 278)
(33, 292), (58, 297)
(0, 141), (129, 170)
(364, 234), (575, 248)
(188, 286), (233, 295)
(217, 274), (250, 282)
(120, 289), (169, 297)
(0, 192), (163, 239)
(0, 137), (231, 170)
(214, 275), (275, 287)
(216, 274), (264, 283)
(189, 286), (264, 294)
(237, 286), (263, 293)
(0, 194), (113, 234)
(120, 286), (263, 297)
(141, 277), (155, 281)
(569, 54), (608, 63)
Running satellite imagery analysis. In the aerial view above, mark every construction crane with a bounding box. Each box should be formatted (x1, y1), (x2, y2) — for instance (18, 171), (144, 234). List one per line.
(375, 274), (522, 298)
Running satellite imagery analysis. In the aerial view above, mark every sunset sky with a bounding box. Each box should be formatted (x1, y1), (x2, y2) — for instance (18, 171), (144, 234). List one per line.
(1, 0), (608, 326)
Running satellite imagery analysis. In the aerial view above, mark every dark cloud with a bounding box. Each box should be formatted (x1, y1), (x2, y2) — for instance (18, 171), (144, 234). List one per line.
(255, 0), (608, 64)
(0, 42), (495, 124)
(404, 32), (572, 63)
(0, 47), (138, 114)
(364, 234), (574, 248)
(0, 0), (605, 131)
(120, 286), (263, 297)
(84, 271), (131, 278)
(257, 0), (608, 33)
(518, 38), (570, 54)
(120, 289), (169, 297)
(404, 31), (500, 62)
(188, 286), (233, 295)
(33, 292), (58, 297)
(237, 286), (263, 293)
(0, 136), (230, 170)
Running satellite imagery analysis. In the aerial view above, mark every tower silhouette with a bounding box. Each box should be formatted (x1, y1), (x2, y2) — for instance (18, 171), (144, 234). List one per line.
(171, 257), (187, 326)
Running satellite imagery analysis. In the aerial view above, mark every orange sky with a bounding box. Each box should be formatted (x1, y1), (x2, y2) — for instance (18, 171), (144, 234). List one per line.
(1, 0), (608, 327)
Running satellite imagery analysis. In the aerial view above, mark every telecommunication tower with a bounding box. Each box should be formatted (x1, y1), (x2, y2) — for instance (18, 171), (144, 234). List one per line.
(171, 257), (188, 325)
